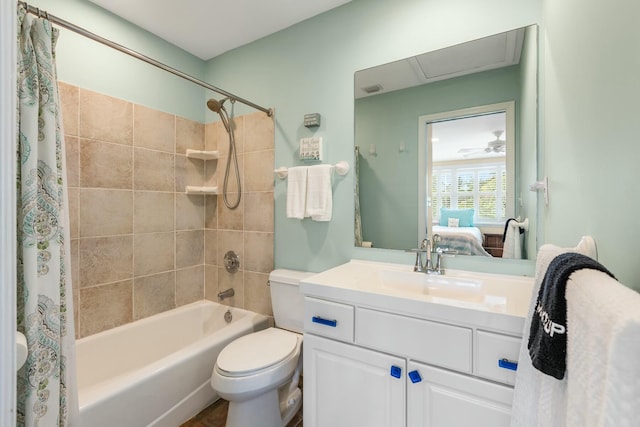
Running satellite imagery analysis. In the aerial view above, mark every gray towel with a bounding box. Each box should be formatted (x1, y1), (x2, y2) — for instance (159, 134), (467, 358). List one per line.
(528, 252), (615, 379)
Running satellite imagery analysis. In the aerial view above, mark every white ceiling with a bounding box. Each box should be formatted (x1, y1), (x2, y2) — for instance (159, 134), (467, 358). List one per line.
(88, 0), (352, 60)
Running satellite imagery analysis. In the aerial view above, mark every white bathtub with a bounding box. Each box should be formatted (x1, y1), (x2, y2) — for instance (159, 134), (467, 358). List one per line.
(76, 300), (270, 427)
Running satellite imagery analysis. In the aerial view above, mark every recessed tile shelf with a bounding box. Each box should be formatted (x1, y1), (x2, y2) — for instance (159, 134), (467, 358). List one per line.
(185, 149), (219, 160)
(185, 149), (219, 195)
(185, 185), (219, 195)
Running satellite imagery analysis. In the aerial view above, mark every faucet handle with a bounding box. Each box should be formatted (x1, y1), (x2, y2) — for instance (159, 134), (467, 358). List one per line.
(420, 238), (429, 250)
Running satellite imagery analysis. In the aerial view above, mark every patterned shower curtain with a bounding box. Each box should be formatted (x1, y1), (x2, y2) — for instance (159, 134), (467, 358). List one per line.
(16, 6), (79, 426)
(354, 146), (363, 247)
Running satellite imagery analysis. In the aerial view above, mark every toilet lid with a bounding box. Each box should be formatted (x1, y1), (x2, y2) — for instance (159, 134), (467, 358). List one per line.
(217, 328), (298, 376)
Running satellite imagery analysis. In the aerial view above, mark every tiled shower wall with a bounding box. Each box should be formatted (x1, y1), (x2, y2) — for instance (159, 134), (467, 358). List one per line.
(59, 83), (275, 338)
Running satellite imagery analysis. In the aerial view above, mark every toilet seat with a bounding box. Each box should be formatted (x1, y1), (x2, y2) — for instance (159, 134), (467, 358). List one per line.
(216, 328), (299, 378)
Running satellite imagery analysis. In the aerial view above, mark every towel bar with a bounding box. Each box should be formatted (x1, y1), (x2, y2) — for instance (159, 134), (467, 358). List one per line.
(274, 161), (350, 179)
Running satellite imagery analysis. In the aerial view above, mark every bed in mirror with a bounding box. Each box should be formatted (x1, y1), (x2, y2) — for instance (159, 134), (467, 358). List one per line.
(354, 25), (538, 260)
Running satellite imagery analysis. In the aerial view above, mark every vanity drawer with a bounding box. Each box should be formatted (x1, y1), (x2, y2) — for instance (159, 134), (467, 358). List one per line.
(356, 307), (472, 373)
(304, 297), (354, 343)
(476, 330), (521, 386)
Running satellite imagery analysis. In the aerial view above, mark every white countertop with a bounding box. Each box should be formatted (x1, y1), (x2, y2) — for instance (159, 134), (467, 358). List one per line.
(300, 259), (535, 336)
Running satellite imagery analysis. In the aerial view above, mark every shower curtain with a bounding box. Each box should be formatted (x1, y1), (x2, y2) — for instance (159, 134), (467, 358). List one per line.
(354, 146), (363, 247)
(16, 6), (79, 426)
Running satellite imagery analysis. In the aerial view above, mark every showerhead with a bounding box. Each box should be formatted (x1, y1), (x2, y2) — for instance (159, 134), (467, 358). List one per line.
(206, 97), (229, 113)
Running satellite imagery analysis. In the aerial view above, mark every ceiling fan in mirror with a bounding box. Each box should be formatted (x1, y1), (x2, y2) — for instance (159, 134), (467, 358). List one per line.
(458, 130), (506, 157)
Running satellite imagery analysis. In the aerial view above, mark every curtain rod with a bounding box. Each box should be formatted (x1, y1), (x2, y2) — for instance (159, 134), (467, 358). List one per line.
(18, 1), (273, 117)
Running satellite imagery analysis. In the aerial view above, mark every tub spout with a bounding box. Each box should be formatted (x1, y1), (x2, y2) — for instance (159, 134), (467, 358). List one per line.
(217, 288), (235, 300)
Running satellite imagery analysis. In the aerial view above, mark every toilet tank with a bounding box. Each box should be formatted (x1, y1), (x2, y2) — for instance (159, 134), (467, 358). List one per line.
(269, 269), (315, 334)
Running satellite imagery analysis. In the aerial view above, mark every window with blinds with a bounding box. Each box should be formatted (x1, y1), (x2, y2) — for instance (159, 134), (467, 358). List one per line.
(432, 162), (506, 224)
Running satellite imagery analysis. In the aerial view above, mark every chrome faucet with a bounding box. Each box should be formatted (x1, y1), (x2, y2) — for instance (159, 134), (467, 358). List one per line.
(217, 288), (235, 300)
(411, 235), (445, 275)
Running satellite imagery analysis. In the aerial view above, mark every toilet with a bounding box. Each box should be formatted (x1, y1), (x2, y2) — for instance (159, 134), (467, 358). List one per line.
(210, 269), (314, 427)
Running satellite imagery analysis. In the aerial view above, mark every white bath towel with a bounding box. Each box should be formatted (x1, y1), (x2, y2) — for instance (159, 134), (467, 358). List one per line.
(286, 166), (308, 219)
(566, 269), (640, 427)
(305, 164), (333, 221)
(511, 237), (597, 427)
(503, 219), (526, 259)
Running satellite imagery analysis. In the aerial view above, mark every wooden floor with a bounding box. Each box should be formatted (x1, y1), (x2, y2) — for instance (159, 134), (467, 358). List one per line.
(180, 397), (303, 427)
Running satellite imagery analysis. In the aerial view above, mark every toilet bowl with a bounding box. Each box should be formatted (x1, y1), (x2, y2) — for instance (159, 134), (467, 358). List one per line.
(210, 269), (314, 427)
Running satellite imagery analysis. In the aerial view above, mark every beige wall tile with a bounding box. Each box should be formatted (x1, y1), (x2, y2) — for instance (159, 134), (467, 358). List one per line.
(65, 136), (80, 187)
(217, 194), (244, 231)
(67, 187), (79, 239)
(205, 230), (217, 265)
(70, 239), (79, 292)
(244, 149), (274, 192)
(204, 159), (218, 188)
(204, 265), (218, 301)
(59, 82), (79, 137)
(244, 232), (274, 273)
(134, 232), (175, 276)
(216, 152), (243, 194)
(217, 268), (244, 308)
(205, 121), (224, 152)
(175, 155), (204, 192)
(244, 271), (272, 316)
(134, 271), (176, 320)
(79, 236), (133, 287)
(134, 148), (174, 191)
(79, 89), (133, 145)
(80, 189), (133, 237)
(134, 191), (174, 233)
(134, 105), (175, 152)
(244, 112), (274, 153)
(176, 265), (204, 306)
(175, 194), (205, 230)
(176, 230), (204, 269)
(80, 139), (133, 189)
(79, 280), (133, 337)
(229, 116), (244, 155)
(205, 195), (217, 229)
(244, 191), (274, 232)
(176, 116), (205, 153)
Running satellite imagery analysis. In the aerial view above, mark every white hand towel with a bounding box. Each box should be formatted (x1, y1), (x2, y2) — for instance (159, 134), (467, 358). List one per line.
(503, 219), (525, 259)
(305, 164), (333, 221)
(286, 166), (308, 219)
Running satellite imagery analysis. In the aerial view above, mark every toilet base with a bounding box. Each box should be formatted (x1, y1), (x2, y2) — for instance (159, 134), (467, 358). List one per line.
(225, 385), (301, 427)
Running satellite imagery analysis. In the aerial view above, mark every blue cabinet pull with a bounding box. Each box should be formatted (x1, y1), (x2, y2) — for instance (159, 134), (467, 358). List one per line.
(408, 370), (422, 383)
(390, 365), (402, 378)
(498, 358), (518, 371)
(311, 316), (337, 327)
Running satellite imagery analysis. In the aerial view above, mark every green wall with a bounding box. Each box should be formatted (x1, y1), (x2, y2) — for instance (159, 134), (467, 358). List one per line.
(36, 0), (640, 288)
(355, 66), (522, 250)
(205, 0), (541, 273)
(27, 0), (207, 122)
(542, 0), (640, 288)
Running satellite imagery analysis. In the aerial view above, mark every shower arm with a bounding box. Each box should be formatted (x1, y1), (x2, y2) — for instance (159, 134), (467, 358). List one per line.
(18, 1), (273, 117)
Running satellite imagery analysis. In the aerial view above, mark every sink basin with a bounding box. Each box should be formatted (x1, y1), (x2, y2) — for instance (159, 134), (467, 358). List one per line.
(376, 269), (485, 303)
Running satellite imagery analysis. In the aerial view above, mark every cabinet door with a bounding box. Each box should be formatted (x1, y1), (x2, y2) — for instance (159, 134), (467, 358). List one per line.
(303, 334), (406, 427)
(407, 361), (513, 427)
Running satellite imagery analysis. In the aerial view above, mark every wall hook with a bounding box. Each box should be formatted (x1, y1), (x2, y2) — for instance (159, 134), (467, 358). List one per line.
(529, 176), (548, 205)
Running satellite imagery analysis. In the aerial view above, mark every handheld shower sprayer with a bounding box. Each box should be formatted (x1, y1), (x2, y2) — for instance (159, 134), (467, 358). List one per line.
(206, 97), (241, 209)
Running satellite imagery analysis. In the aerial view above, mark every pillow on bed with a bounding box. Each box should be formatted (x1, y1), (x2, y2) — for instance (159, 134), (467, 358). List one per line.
(448, 218), (460, 227)
(439, 208), (474, 227)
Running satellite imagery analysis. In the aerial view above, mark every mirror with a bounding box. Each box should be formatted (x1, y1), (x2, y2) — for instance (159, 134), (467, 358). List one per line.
(354, 25), (538, 260)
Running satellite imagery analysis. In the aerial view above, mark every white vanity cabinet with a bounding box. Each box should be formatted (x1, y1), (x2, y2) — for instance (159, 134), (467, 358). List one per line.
(302, 296), (523, 427)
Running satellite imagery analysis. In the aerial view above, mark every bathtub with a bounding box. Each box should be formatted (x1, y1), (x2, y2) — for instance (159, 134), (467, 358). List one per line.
(76, 300), (270, 427)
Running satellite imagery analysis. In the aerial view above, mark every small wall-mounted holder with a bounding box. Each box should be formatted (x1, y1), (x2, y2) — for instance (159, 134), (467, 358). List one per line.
(304, 113), (321, 128)
(529, 176), (549, 205)
(300, 137), (323, 161)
